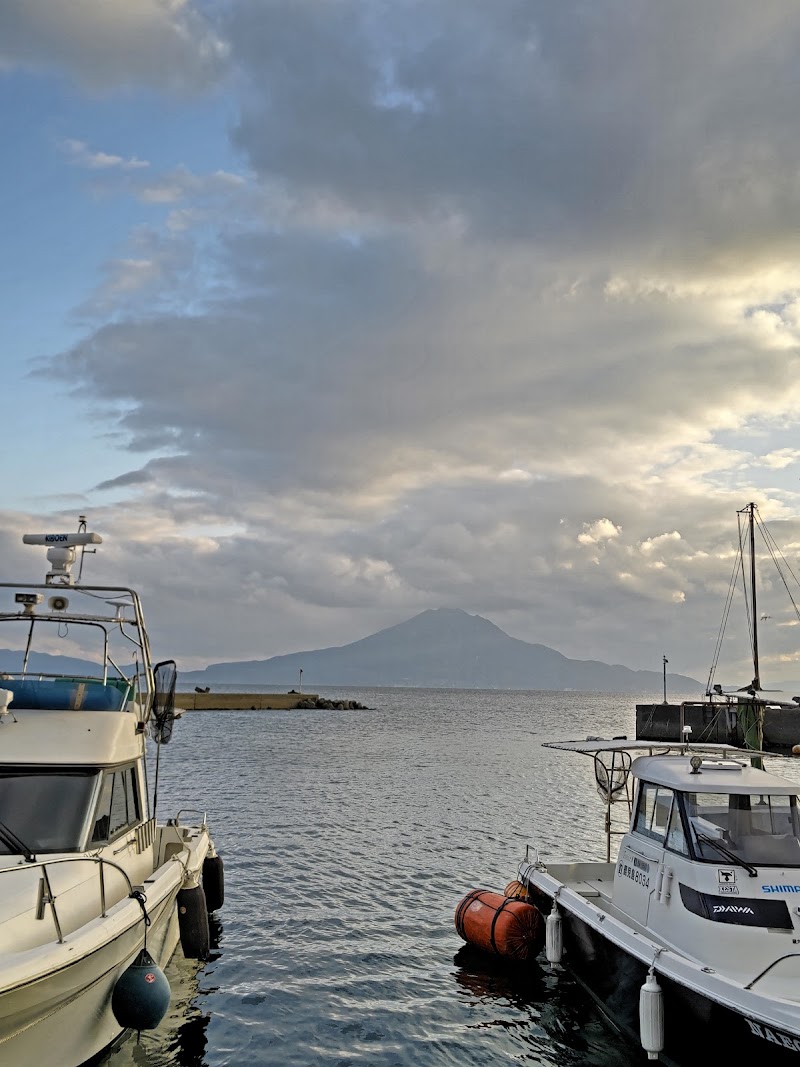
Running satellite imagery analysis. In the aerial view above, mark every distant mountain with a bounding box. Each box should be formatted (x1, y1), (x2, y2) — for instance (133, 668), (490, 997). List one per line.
(182, 608), (701, 694)
(0, 649), (103, 676)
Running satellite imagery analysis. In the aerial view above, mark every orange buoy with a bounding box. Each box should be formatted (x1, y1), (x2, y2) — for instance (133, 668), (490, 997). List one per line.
(505, 877), (551, 913)
(503, 879), (529, 900)
(454, 889), (545, 960)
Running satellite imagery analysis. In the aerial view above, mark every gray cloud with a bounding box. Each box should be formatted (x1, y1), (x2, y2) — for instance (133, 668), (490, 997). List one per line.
(94, 470), (155, 492)
(0, 0), (227, 91)
(21, 0), (800, 682)
(227, 0), (800, 259)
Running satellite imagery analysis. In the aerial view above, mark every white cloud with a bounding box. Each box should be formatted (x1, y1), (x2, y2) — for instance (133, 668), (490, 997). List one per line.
(760, 448), (800, 470)
(62, 139), (149, 170)
(640, 533), (682, 555)
(578, 520), (622, 546)
(0, 0), (227, 90)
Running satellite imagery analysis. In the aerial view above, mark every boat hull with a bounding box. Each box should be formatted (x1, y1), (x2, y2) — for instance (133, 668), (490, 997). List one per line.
(537, 890), (800, 1064)
(0, 881), (181, 1066)
(0, 815), (216, 1067)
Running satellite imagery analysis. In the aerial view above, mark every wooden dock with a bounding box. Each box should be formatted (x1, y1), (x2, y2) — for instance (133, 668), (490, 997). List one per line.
(177, 692), (319, 711)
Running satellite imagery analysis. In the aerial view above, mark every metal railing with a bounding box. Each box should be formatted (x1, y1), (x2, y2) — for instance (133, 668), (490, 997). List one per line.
(5, 855), (138, 944)
(173, 809), (207, 828)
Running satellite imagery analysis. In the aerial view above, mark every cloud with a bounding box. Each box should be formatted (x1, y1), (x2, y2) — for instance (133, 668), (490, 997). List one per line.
(225, 1), (800, 258)
(62, 139), (149, 170)
(19, 0), (800, 681)
(578, 520), (622, 547)
(0, 0), (227, 91)
(137, 166), (245, 205)
(94, 469), (155, 491)
(760, 448), (800, 470)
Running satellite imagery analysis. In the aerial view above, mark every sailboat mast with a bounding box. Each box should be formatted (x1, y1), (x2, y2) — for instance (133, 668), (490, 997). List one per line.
(748, 501), (760, 692)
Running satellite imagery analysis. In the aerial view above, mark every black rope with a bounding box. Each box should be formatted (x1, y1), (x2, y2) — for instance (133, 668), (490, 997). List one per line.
(706, 549), (741, 695)
(454, 890), (477, 937)
(489, 897), (516, 954)
(130, 888), (151, 951)
(758, 517), (800, 624)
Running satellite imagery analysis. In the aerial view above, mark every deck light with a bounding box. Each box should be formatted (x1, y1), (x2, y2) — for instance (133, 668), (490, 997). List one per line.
(690, 755), (703, 774)
(14, 593), (42, 606)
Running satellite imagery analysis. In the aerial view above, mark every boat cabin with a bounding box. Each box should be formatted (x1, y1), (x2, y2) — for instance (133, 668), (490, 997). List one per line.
(0, 527), (169, 873)
(605, 753), (800, 976)
(629, 755), (800, 869)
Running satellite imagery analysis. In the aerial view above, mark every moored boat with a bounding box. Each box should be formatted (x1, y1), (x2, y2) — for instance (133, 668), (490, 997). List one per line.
(637, 503), (800, 754)
(0, 518), (224, 1065)
(516, 737), (800, 1064)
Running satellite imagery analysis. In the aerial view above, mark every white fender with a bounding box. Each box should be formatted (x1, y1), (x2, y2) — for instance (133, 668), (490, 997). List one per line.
(639, 969), (664, 1060)
(545, 901), (563, 964)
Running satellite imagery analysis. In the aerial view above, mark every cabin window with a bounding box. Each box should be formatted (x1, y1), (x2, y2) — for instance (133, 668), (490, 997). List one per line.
(685, 792), (800, 866)
(0, 769), (100, 853)
(634, 783), (675, 843)
(665, 801), (690, 856)
(90, 766), (140, 844)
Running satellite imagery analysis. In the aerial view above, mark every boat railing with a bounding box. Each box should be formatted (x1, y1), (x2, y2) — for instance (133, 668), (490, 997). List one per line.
(0, 855), (137, 944)
(173, 809), (208, 829)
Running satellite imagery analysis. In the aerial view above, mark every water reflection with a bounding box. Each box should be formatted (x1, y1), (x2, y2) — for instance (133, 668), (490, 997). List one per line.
(90, 690), (655, 1066)
(452, 945), (640, 1065)
(453, 944), (549, 1008)
(94, 914), (223, 1067)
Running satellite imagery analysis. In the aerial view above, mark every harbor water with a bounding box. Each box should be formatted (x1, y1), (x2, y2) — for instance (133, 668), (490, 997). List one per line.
(99, 687), (712, 1067)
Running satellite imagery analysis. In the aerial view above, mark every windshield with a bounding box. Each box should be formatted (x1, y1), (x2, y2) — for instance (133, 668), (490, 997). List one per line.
(685, 791), (800, 867)
(0, 770), (100, 853)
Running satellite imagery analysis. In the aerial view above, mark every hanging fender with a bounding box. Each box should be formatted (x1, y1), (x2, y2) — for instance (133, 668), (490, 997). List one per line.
(177, 883), (210, 960)
(203, 850), (225, 913)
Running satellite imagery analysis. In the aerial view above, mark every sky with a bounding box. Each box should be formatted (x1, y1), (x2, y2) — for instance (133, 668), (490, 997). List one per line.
(3, 0), (800, 684)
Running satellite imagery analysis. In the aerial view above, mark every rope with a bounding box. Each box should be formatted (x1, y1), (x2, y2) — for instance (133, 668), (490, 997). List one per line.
(129, 888), (151, 951)
(648, 945), (665, 976)
(454, 890), (477, 936)
(758, 517), (800, 624)
(488, 897), (517, 954)
(706, 549), (741, 695)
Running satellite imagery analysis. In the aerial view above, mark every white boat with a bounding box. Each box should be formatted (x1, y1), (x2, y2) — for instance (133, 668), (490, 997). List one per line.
(517, 737), (800, 1064)
(0, 519), (224, 1065)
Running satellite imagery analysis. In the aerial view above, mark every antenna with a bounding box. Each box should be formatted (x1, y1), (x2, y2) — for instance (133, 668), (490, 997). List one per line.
(77, 515), (97, 582)
(22, 518), (102, 585)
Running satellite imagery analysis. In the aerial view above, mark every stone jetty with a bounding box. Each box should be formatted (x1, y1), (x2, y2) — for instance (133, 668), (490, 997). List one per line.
(177, 691), (368, 711)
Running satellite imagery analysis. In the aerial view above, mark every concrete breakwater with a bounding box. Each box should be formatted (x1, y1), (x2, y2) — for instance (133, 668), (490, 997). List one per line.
(177, 691), (368, 711)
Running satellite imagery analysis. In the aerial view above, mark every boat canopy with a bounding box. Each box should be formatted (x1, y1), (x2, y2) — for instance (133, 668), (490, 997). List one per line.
(543, 738), (739, 756)
(631, 754), (800, 795)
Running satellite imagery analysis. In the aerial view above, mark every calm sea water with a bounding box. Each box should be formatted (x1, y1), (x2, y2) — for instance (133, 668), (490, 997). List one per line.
(99, 687), (706, 1067)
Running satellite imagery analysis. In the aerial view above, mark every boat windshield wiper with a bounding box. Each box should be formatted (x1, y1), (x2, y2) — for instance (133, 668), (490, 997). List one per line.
(696, 832), (758, 877)
(0, 821), (35, 863)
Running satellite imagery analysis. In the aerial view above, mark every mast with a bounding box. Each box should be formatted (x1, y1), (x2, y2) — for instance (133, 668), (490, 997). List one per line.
(738, 502), (764, 767)
(748, 502), (760, 692)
